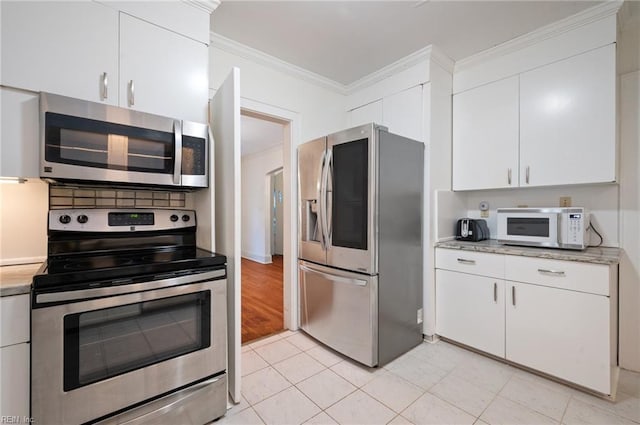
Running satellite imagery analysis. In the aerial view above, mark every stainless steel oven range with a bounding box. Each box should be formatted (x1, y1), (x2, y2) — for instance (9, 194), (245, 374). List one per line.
(32, 208), (227, 425)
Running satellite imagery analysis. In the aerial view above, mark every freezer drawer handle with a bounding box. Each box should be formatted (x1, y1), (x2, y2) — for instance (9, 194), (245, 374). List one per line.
(300, 265), (367, 286)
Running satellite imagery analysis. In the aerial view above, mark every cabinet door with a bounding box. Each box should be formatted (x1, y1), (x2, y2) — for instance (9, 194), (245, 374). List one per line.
(0, 343), (29, 418)
(0, 89), (40, 178)
(452, 76), (519, 190)
(520, 44), (616, 187)
(349, 100), (383, 128)
(383, 85), (423, 141)
(436, 270), (505, 357)
(506, 281), (611, 394)
(0, 1), (118, 104)
(120, 13), (208, 122)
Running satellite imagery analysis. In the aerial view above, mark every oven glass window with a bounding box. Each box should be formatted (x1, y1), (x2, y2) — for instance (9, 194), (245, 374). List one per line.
(45, 112), (174, 174)
(331, 138), (368, 250)
(507, 217), (550, 237)
(63, 292), (210, 391)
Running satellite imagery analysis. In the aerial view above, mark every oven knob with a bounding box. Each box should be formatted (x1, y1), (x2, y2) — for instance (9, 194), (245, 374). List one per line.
(77, 214), (88, 224)
(59, 214), (71, 224)
(181, 214), (190, 222)
(170, 214), (179, 222)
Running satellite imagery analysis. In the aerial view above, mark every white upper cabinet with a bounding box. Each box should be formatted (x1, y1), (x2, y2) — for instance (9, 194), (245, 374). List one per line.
(519, 44), (617, 187)
(119, 13), (209, 122)
(348, 85), (423, 141)
(0, 89), (40, 178)
(382, 85), (423, 141)
(349, 100), (383, 128)
(453, 76), (519, 190)
(0, 1), (119, 104)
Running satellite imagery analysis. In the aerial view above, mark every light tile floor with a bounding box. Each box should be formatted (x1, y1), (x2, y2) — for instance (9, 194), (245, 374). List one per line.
(216, 330), (640, 425)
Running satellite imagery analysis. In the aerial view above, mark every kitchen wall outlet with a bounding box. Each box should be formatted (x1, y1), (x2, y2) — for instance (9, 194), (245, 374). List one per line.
(480, 210), (489, 218)
(560, 196), (572, 207)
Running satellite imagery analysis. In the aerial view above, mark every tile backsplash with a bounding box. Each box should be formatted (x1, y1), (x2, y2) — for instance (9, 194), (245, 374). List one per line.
(49, 185), (186, 209)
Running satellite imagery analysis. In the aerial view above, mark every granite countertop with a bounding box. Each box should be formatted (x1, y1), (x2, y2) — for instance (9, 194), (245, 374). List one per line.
(0, 262), (43, 297)
(435, 239), (621, 265)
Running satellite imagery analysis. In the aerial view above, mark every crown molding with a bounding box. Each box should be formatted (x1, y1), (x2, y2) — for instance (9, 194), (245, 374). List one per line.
(346, 46), (432, 93)
(184, 0), (220, 14)
(618, 0), (639, 32)
(210, 32), (456, 96)
(210, 32), (347, 95)
(429, 44), (456, 74)
(455, 0), (623, 72)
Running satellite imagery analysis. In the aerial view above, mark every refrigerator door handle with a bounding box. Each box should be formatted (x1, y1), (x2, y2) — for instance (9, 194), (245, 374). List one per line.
(299, 264), (367, 286)
(320, 148), (333, 248)
(317, 150), (327, 250)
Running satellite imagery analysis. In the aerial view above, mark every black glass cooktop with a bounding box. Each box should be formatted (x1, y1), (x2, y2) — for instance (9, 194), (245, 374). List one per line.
(33, 248), (226, 290)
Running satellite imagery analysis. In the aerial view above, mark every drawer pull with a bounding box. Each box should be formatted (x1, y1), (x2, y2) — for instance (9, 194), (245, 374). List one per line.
(512, 286), (516, 306)
(538, 269), (565, 276)
(493, 282), (497, 303)
(456, 258), (476, 265)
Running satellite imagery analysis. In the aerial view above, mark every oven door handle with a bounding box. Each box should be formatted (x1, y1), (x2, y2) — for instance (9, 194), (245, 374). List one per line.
(36, 268), (225, 304)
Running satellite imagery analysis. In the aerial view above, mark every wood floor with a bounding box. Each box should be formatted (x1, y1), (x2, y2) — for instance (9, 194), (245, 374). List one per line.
(241, 255), (284, 344)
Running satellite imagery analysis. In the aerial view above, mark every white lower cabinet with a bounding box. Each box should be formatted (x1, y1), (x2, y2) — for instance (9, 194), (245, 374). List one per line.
(436, 270), (505, 357)
(0, 343), (30, 418)
(0, 294), (30, 418)
(435, 247), (617, 394)
(505, 280), (611, 394)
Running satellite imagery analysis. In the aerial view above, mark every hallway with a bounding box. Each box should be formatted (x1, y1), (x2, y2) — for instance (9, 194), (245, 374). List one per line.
(241, 255), (284, 343)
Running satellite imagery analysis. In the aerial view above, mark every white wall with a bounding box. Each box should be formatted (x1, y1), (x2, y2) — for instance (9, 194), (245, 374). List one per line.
(241, 146), (283, 263)
(0, 179), (48, 265)
(460, 185), (620, 247)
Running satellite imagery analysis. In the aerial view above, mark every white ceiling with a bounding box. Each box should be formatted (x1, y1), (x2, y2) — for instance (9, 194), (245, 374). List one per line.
(241, 113), (285, 157)
(211, 1), (601, 86)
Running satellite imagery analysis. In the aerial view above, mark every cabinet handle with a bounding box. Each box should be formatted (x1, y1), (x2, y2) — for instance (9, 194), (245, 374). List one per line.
(129, 80), (135, 106)
(512, 286), (516, 306)
(525, 166), (530, 184)
(537, 268), (565, 276)
(456, 258), (476, 265)
(101, 72), (108, 100)
(493, 282), (497, 303)
(508, 168), (512, 185)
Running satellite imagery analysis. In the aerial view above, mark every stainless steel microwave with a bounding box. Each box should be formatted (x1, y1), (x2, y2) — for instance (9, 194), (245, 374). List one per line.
(497, 207), (590, 250)
(40, 92), (209, 188)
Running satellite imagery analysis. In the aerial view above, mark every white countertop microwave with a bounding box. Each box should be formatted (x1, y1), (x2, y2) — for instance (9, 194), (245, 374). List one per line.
(497, 207), (590, 250)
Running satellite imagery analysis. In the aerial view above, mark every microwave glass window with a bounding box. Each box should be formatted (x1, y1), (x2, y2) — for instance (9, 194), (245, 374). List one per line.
(182, 135), (206, 176)
(45, 112), (174, 174)
(331, 138), (368, 250)
(507, 217), (550, 237)
(63, 292), (211, 391)
(127, 138), (173, 172)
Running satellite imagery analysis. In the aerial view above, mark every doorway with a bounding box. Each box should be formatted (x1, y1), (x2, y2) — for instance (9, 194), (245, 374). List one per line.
(240, 110), (287, 343)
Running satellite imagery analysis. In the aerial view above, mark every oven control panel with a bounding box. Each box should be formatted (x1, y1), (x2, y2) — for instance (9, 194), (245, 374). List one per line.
(49, 209), (196, 232)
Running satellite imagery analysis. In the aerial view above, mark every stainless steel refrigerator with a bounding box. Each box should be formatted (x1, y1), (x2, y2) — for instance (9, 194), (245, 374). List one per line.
(298, 123), (423, 367)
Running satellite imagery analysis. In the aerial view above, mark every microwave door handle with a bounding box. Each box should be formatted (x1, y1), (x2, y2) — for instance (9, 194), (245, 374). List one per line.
(173, 120), (182, 185)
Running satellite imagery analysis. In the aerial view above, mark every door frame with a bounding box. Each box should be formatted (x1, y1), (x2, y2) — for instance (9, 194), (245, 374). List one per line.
(241, 98), (300, 330)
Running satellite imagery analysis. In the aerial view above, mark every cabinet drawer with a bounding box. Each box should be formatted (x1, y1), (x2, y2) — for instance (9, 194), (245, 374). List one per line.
(505, 256), (610, 296)
(435, 248), (505, 278)
(0, 294), (30, 347)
